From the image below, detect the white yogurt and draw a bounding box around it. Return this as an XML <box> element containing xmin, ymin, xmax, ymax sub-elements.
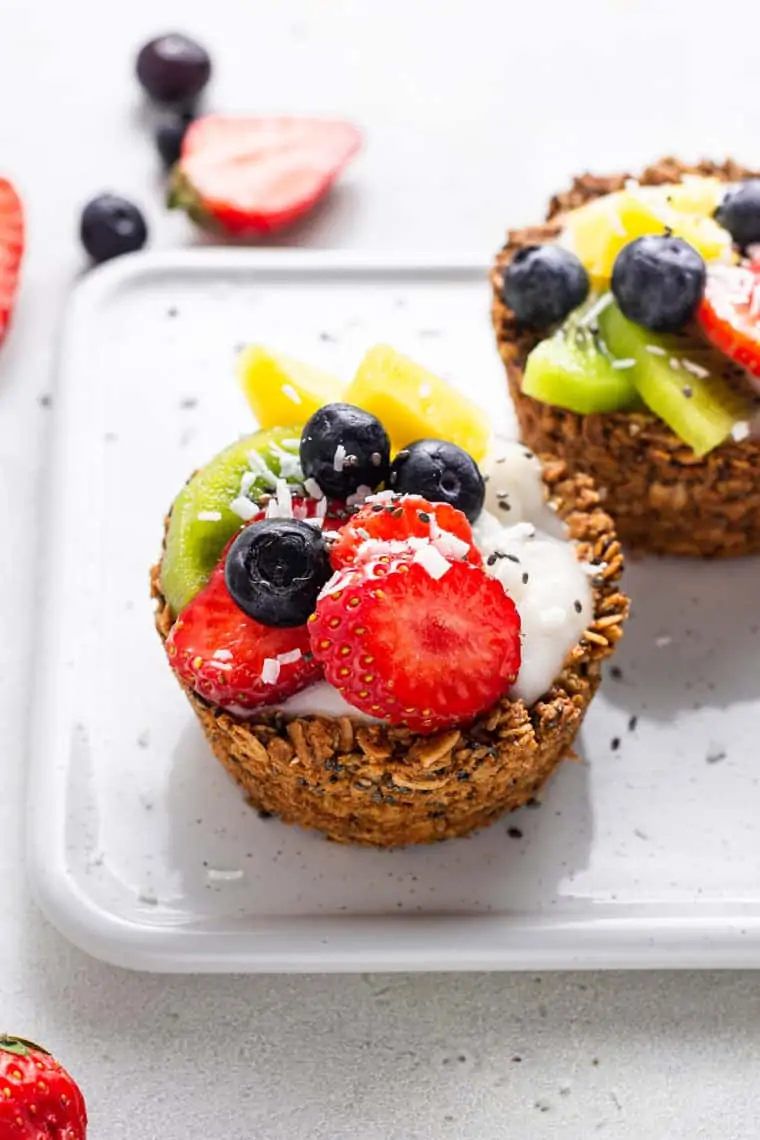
<box><xmin>269</xmin><ymin>439</ymin><xmax>593</xmax><ymax>719</ymax></box>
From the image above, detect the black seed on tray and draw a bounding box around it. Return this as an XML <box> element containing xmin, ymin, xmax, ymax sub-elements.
<box><xmin>498</xmin><ymin>500</ymin><xmax>512</xmax><ymax>512</ymax></box>
<box><xmin>167</xmin><ymin>306</ymin><xmax>179</xmax><ymax>318</ymax></box>
<box><xmin>573</xmin><ymin>599</ymin><xmax>583</xmax><ymax>613</ymax></box>
<box><xmin>706</xmin><ymin>749</ymin><xmax>727</xmax><ymax>764</ymax></box>
<box><xmin>610</xmin><ymin>737</ymin><xmax>621</xmax><ymax>751</ymax></box>
<box><xmin>628</xmin><ymin>715</ymin><xmax>638</xmax><ymax>732</ymax></box>
<box><xmin>522</xmin><ymin>572</ymin><xmax>529</xmax><ymax>584</ymax></box>
<box><xmin>38</xmin><ymin>393</ymin><xmax>53</xmax><ymax>408</ymax></box>
<box><xmin>610</xmin><ymin>666</ymin><xmax>623</xmax><ymax>681</ymax></box>
<box><xmin>319</xmin><ymin>331</ymin><xmax>337</xmax><ymax>342</ymax></box>
<box><xmin>507</xmin><ymin>826</ymin><xmax>523</xmax><ymax>839</ymax></box>
<box><xmin>179</xmin><ymin>396</ymin><xmax>198</xmax><ymax>410</ymax></box>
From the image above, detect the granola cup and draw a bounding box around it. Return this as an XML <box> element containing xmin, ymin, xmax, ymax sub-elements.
<box><xmin>491</xmin><ymin>157</ymin><xmax>760</xmax><ymax>558</ymax></box>
<box><xmin>152</xmin><ymin>459</ymin><xmax>628</xmax><ymax>848</ymax></box>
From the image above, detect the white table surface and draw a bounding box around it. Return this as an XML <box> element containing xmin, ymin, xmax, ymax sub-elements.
<box><xmin>2</xmin><ymin>0</ymin><xmax>760</xmax><ymax>1136</ymax></box>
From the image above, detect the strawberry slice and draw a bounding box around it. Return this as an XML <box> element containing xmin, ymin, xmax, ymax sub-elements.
<box><xmin>309</xmin><ymin>556</ymin><xmax>522</xmax><ymax>733</ymax></box>
<box><xmin>166</xmin><ymin>555</ymin><xmax>321</xmax><ymax>713</ymax></box>
<box><xmin>329</xmin><ymin>494</ymin><xmax>482</xmax><ymax>570</ymax></box>
<box><xmin>169</xmin><ymin>115</ymin><xmax>361</xmax><ymax>235</ymax></box>
<box><xmin>697</xmin><ymin>264</ymin><xmax>760</xmax><ymax>390</ymax></box>
<box><xmin>0</xmin><ymin>179</ymin><xmax>24</xmax><ymax>345</ymax></box>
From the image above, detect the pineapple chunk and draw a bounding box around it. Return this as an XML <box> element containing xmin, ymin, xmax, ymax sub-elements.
<box><xmin>564</xmin><ymin>181</ymin><xmax>734</xmax><ymax>285</ymax></box>
<box><xmin>344</xmin><ymin>345</ymin><xmax>491</xmax><ymax>462</ymax></box>
<box><xmin>237</xmin><ymin>345</ymin><xmax>344</xmax><ymax>429</ymax></box>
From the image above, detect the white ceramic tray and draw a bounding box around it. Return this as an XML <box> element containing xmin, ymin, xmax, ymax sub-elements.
<box><xmin>28</xmin><ymin>249</ymin><xmax>760</xmax><ymax>973</ymax></box>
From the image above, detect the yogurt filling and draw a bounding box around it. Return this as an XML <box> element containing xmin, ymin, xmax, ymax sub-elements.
<box><xmin>272</xmin><ymin>439</ymin><xmax>594</xmax><ymax>721</ymax></box>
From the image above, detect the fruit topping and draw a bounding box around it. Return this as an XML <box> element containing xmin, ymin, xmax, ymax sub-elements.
<box><xmin>0</xmin><ymin>1035</ymin><xmax>87</xmax><ymax>1140</ymax></box>
<box><xmin>715</xmin><ymin>180</ymin><xmax>760</xmax><ymax>251</ymax></box>
<box><xmin>308</xmin><ymin>557</ymin><xmax>522</xmax><ymax>733</ymax></box>
<box><xmin>329</xmin><ymin>495</ymin><xmax>482</xmax><ymax>569</ymax></box>
<box><xmin>225</xmin><ymin>518</ymin><xmax>332</xmax><ymax>628</ymax></box>
<box><xmin>563</xmin><ymin>182</ymin><xmax>733</xmax><ymax>285</ymax></box>
<box><xmin>0</xmin><ymin>178</ymin><xmax>24</xmax><ymax>345</ymax></box>
<box><xmin>501</xmin><ymin>244</ymin><xmax>589</xmax><ymax>328</ymax></box>
<box><xmin>136</xmin><ymin>33</ymin><xmax>212</xmax><ymax>105</ymax></box>
<box><xmin>345</xmin><ymin>344</ymin><xmax>491</xmax><ymax>462</ymax></box>
<box><xmin>161</xmin><ymin>425</ymin><xmax>304</xmax><ymax>615</ymax></box>
<box><xmin>168</xmin><ymin>115</ymin><xmax>361</xmax><ymax>235</ymax></box>
<box><xmin>155</xmin><ymin>110</ymin><xmax>195</xmax><ymax>169</ymax></box>
<box><xmin>80</xmin><ymin>194</ymin><xmax>148</xmax><ymax>263</ymax></box>
<box><xmin>522</xmin><ymin>299</ymin><xmax>640</xmax><ymax>415</ymax></box>
<box><xmin>611</xmin><ymin>234</ymin><xmax>706</xmax><ymax>332</ymax></box>
<box><xmin>167</xmin><ymin>555</ymin><xmax>319</xmax><ymax>712</ymax></box>
<box><xmin>697</xmin><ymin>263</ymin><xmax>760</xmax><ymax>387</ymax></box>
<box><xmin>388</xmin><ymin>439</ymin><xmax>485</xmax><ymax>523</ymax></box>
<box><xmin>299</xmin><ymin>403</ymin><xmax>390</xmax><ymax>499</ymax></box>
<box><xmin>238</xmin><ymin>345</ymin><xmax>344</xmax><ymax>430</ymax></box>
<box><xmin>598</xmin><ymin>300</ymin><xmax>751</xmax><ymax>456</ymax></box>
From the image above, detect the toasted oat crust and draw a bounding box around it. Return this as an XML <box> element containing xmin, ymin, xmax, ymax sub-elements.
<box><xmin>491</xmin><ymin>157</ymin><xmax>760</xmax><ymax>558</ymax></box>
<box><xmin>151</xmin><ymin>461</ymin><xmax>628</xmax><ymax>847</ymax></box>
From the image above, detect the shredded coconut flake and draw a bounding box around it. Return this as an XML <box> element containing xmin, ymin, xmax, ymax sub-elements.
<box><xmin>346</xmin><ymin>484</ymin><xmax>373</xmax><ymax>507</ymax></box>
<box><xmin>281</xmin><ymin>383</ymin><xmax>302</xmax><ymax>405</ymax></box>
<box><xmin>645</xmin><ymin>344</ymin><xmax>667</xmax><ymax>357</ymax></box>
<box><xmin>240</xmin><ymin>471</ymin><xmax>256</xmax><ymax>495</ymax></box>
<box><xmin>682</xmin><ymin>359</ymin><xmax>710</xmax><ymax>379</ymax></box>
<box><xmin>413</xmin><ymin>543</ymin><xmax>451</xmax><ymax>580</ymax></box>
<box><xmin>260</xmin><ymin>658</ymin><xmax>281</xmax><ymax>685</ymax></box>
<box><xmin>333</xmin><ymin>444</ymin><xmax>347</xmax><ymax>472</ymax></box>
<box><xmin>433</xmin><ymin>528</ymin><xmax>470</xmax><ymax>560</ymax></box>
<box><xmin>247</xmin><ymin>449</ymin><xmax>278</xmax><ymax>486</ymax></box>
<box><xmin>316</xmin><ymin>496</ymin><xmax>328</xmax><ymax>519</ymax></box>
<box><xmin>277</xmin><ymin>648</ymin><xmax>302</xmax><ymax>666</ymax></box>
<box><xmin>669</xmin><ymin>356</ymin><xmax>682</xmax><ymax>371</ymax></box>
<box><xmin>580</xmin><ymin>291</ymin><xmax>613</xmax><ymax>327</ymax></box>
<box><xmin>611</xmin><ymin>357</ymin><xmax>636</xmax><ymax>370</ymax></box>
<box><xmin>197</xmin><ymin>510</ymin><xmax>222</xmax><ymax>522</ymax></box>
<box><xmin>230</xmin><ymin>496</ymin><xmax>258</xmax><ymax>521</ymax></box>
<box><xmin>365</xmin><ymin>489</ymin><xmax>397</xmax><ymax>504</ymax></box>
<box><xmin>419</xmin><ymin>382</ymin><xmax>432</xmax><ymax>398</ymax></box>
<box><xmin>304</xmin><ymin>477</ymin><xmax>325</xmax><ymax>500</ymax></box>
<box><xmin>732</xmin><ymin>421</ymin><xmax>751</xmax><ymax>442</ymax></box>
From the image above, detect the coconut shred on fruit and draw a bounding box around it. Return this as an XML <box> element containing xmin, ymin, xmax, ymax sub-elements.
<box><xmin>499</xmin><ymin>175</ymin><xmax>760</xmax><ymax>454</ymax></box>
<box><xmin>160</xmin><ymin>345</ymin><xmax>593</xmax><ymax>734</ymax></box>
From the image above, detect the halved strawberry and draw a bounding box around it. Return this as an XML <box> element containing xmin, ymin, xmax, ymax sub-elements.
<box><xmin>166</xmin><ymin>556</ymin><xmax>321</xmax><ymax>713</ymax></box>
<box><xmin>309</xmin><ymin>556</ymin><xmax>522</xmax><ymax>733</ymax></box>
<box><xmin>329</xmin><ymin>494</ymin><xmax>482</xmax><ymax>570</ymax></box>
<box><xmin>0</xmin><ymin>179</ymin><xmax>24</xmax><ymax>345</ymax></box>
<box><xmin>168</xmin><ymin>115</ymin><xmax>361</xmax><ymax>235</ymax></box>
<box><xmin>697</xmin><ymin>264</ymin><xmax>760</xmax><ymax>390</ymax></box>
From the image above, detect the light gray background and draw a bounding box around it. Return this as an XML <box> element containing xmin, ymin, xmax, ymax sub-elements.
<box><xmin>2</xmin><ymin>0</ymin><xmax>760</xmax><ymax>1136</ymax></box>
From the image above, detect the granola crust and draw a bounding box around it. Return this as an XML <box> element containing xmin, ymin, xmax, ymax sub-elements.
<box><xmin>491</xmin><ymin>156</ymin><xmax>760</xmax><ymax>558</ymax></box>
<box><xmin>151</xmin><ymin>461</ymin><xmax>628</xmax><ymax>847</ymax></box>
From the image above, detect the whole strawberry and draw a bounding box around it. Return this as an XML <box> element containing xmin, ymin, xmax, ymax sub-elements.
<box><xmin>0</xmin><ymin>1035</ymin><xmax>87</xmax><ymax>1138</ymax></box>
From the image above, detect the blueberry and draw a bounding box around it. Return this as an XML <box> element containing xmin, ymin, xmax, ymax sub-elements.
<box><xmin>155</xmin><ymin>111</ymin><xmax>194</xmax><ymax>169</ymax></box>
<box><xmin>389</xmin><ymin>439</ymin><xmax>485</xmax><ymax>523</ymax></box>
<box><xmin>80</xmin><ymin>195</ymin><xmax>148</xmax><ymax>263</ymax></box>
<box><xmin>715</xmin><ymin>180</ymin><xmax>760</xmax><ymax>250</ymax></box>
<box><xmin>300</xmin><ymin>403</ymin><xmax>390</xmax><ymax>499</ymax></box>
<box><xmin>225</xmin><ymin>519</ymin><xmax>332</xmax><ymax>628</ymax></box>
<box><xmin>501</xmin><ymin>244</ymin><xmax>589</xmax><ymax>328</ymax></box>
<box><xmin>611</xmin><ymin>235</ymin><xmax>705</xmax><ymax>333</ymax></box>
<box><xmin>136</xmin><ymin>33</ymin><xmax>211</xmax><ymax>105</ymax></box>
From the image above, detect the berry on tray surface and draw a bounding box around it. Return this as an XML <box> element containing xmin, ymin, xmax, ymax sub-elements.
<box><xmin>299</xmin><ymin>403</ymin><xmax>391</xmax><ymax>499</ymax></box>
<box><xmin>0</xmin><ymin>1035</ymin><xmax>87</xmax><ymax>1140</ymax></box>
<box><xmin>388</xmin><ymin>439</ymin><xmax>485</xmax><ymax>523</ymax></box>
<box><xmin>501</xmin><ymin>244</ymin><xmax>589</xmax><ymax>328</ymax></box>
<box><xmin>225</xmin><ymin>518</ymin><xmax>333</xmax><ymax>628</ymax></box>
<box><xmin>80</xmin><ymin>194</ymin><xmax>148</xmax><ymax>263</ymax></box>
<box><xmin>167</xmin><ymin>553</ymin><xmax>320</xmax><ymax>712</ymax></box>
<box><xmin>308</xmin><ymin>556</ymin><xmax>522</xmax><ymax>733</ymax></box>
<box><xmin>167</xmin><ymin>115</ymin><xmax>361</xmax><ymax>235</ymax></box>
<box><xmin>136</xmin><ymin>32</ymin><xmax>211</xmax><ymax>105</ymax></box>
<box><xmin>0</xmin><ymin>177</ymin><xmax>23</xmax><ymax>345</ymax></box>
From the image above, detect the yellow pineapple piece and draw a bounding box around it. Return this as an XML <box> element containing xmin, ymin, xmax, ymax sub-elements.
<box><xmin>565</xmin><ymin>181</ymin><xmax>734</xmax><ymax>285</ymax></box>
<box><xmin>344</xmin><ymin>345</ymin><xmax>491</xmax><ymax>462</ymax></box>
<box><xmin>237</xmin><ymin>345</ymin><xmax>344</xmax><ymax>429</ymax></box>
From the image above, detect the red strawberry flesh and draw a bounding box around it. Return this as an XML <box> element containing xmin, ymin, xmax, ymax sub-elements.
<box><xmin>309</xmin><ymin>557</ymin><xmax>522</xmax><ymax>733</ymax></box>
<box><xmin>329</xmin><ymin>494</ymin><xmax>482</xmax><ymax>570</ymax></box>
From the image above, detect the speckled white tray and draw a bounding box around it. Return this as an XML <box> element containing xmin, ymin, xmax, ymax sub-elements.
<box><xmin>27</xmin><ymin>249</ymin><xmax>760</xmax><ymax>972</ymax></box>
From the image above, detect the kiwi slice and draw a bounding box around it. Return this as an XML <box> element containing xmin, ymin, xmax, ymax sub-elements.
<box><xmin>598</xmin><ymin>303</ymin><xmax>752</xmax><ymax>457</ymax></box>
<box><xmin>522</xmin><ymin>302</ymin><xmax>640</xmax><ymax>415</ymax></box>
<box><xmin>161</xmin><ymin>424</ymin><xmax>303</xmax><ymax>615</ymax></box>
